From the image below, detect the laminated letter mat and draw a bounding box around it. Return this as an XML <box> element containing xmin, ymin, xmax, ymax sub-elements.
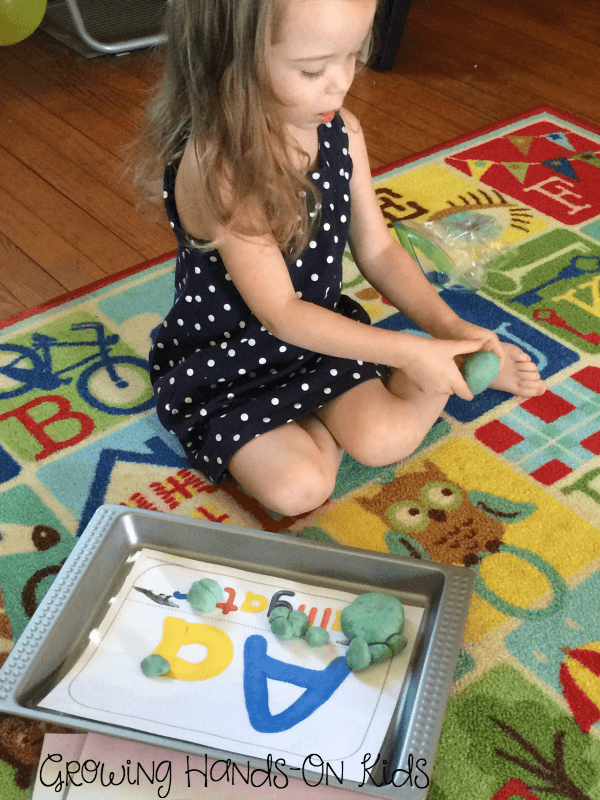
<box><xmin>39</xmin><ymin>548</ymin><xmax>424</xmax><ymax>783</ymax></box>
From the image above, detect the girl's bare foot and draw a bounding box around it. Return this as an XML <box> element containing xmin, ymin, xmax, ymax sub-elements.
<box><xmin>489</xmin><ymin>343</ymin><xmax>546</xmax><ymax>398</ymax></box>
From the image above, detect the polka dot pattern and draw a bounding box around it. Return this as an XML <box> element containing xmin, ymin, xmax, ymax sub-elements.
<box><xmin>149</xmin><ymin>112</ymin><xmax>381</xmax><ymax>484</ymax></box>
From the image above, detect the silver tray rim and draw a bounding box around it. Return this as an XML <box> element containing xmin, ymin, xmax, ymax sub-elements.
<box><xmin>0</xmin><ymin>504</ymin><xmax>476</xmax><ymax>799</ymax></box>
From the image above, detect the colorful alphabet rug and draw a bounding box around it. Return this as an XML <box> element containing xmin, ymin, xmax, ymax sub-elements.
<box><xmin>1</xmin><ymin>106</ymin><xmax>600</xmax><ymax>799</ymax></box>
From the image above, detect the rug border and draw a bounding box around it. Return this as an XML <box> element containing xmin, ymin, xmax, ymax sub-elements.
<box><xmin>0</xmin><ymin>250</ymin><xmax>177</xmax><ymax>332</ymax></box>
<box><xmin>3</xmin><ymin>105</ymin><xmax>597</xmax><ymax>331</ymax></box>
<box><xmin>370</xmin><ymin>104</ymin><xmax>600</xmax><ymax>176</ymax></box>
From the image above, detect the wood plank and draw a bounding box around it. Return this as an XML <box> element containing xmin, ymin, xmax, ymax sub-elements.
<box><xmin>0</xmin><ymin>72</ymin><xmax>141</xmax><ymax>208</ymax></box>
<box><xmin>350</xmin><ymin>70</ymin><xmax>490</xmax><ymax>141</ymax></box>
<box><xmin>0</xmin><ymin>186</ymin><xmax>107</xmax><ymax>289</ymax></box>
<box><xmin>0</xmin><ymin>110</ymin><xmax>174</xmax><ymax>260</ymax></box>
<box><xmin>437</xmin><ymin>3</ymin><xmax>599</xmax><ymax>97</ymax></box>
<box><xmin>388</xmin><ymin>23</ymin><xmax>550</xmax><ymax>122</ymax></box>
<box><xmin>0</xmin><ymin>66</ymin><xmax>173</xmax><ymax>255</ymax></box>
<box><xmin>449</xmin><ymin>0</ymin><xmax>600</xmax><ymax>64</ymax></box>
<box><xmin>0</xmin><ymin>145</ymin><xmax>142</xmax><ymax>271</ymax></box>
<box><xmin>345</xmin><ymin>94</ymin><xmax>433</xmax><ymax>166</ymax></box>
<box><xmin>0</xmin><ymin>284</ymin><xmax>27</xmax><ymax>319</ymax></box>
<box><xmin>0</xmin><ymin>232</ymin><xmax>68</xmax><ymax>308</ymax></box>
<box><xmin>407</xmin><ymin>3</ymin><xmax>600</xmax><ymax>124</ymax></box>
<box><xmin>0</xmin><ymin>43</ymin><xmax>135</xmax><ymax>158</ymax></box>
<box><xmin>10</xmin><ymin>36</ymin><xmax>148</xmax><ymax>134</ymax></box>
<box><xmin>515</xmin><ymin>0</ymin><xmax>600</xmax><ymax>46</ymax></box>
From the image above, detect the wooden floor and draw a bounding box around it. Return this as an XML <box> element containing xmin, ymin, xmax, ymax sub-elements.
<box><xmin>1</xmin><ymin>0</ymin><xmax>599</xmax><ymax>320</ymax></box>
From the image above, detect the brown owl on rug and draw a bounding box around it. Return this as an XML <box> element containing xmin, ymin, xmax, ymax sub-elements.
<box><xmin>356</xmin><ymin>459</ymin><xmax>536</xmax><ymax>567</ymax></box>
<box><xmin>0</xmin><ymin>714</ymin><xmax>68</xmax><ymax>789</ymax></box>
<box><xmin>0</xmin><ymin>585</ymin><xmax>13</xmax><ymax>671</ymax></box>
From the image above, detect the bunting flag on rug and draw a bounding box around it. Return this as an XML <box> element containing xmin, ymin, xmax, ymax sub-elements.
<box><xmin>453</xmin><ymin>126</ymin><xmax>600</xmax><ymax>190</ymax></box>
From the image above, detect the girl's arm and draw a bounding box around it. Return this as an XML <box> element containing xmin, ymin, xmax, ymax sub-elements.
<box><xmin>175</xmin><ymin>133</ymin><xmax>478</xmax><ymax>398</ymax></box>
<box><xmin>340</xmin><ymin>108</ymin><xmax>505</xmax><ymax>364</ymax></box>
<box><xmin>216</xmin><ymin>221</ymin><xmax>480</xmax><ymax>399</ymax></box>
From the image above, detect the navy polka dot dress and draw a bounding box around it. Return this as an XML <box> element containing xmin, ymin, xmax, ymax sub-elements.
<box><xmin>149</xmin><ymin>113</ymin><xmax>382</xmax><ymax>483</ymax></box>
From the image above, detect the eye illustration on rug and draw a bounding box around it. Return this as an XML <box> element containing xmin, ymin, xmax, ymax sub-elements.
<box><xmin>355</xmin><ymin>459</ymin><xmax>536</xmax><ymax>567</ymax></box>
<box><xmin>375</xmin><ymin>183</ymin><xmax>536</xmax><ymax>238</ymax></box>
<box><xmin>426</xmin><ymin>188</ymin><xmax>534</xmax><ymax>234</ymax></box>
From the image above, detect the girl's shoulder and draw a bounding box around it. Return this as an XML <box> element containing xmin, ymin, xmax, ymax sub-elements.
<box><xmin>336</xmin><ymin>107</ymin><xmax>364</xmax><ymax>168</ymax></box>
<box><xmin>174</xmin><ymin>138</ymin><xmax>214</xmax><ymax>242</ymax></box>
<box><xmin>174</xmin><ymin>137</ymin><xmax>270</xmax><ymax>248</ymax></box>
<box><xmin>338</xmin><ymin>107</ymin><xmax>361</xmax><ymax>137</ymax></box>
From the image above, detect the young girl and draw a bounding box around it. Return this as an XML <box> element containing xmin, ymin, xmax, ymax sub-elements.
<box><xmin>138</xmin><ymin>0</ymin><xmax>545</xmax><ymax>517</ymax></box>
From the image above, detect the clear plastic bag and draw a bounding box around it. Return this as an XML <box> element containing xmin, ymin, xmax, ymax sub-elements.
<box><xmin>393</xmin><ymin>212</ymin><xmax>512</xmax><ymax>291</ymax></box>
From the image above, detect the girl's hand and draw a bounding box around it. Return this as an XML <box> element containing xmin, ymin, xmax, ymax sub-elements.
<box><xmin>437</xmin><ymin>319</ymin><xmax>504</xmax><ymax>368</ymax></box>
<box><xmin>402</xmin><ymin>338</ymin><xmax>486</xmax><ymax>401</ymax></box>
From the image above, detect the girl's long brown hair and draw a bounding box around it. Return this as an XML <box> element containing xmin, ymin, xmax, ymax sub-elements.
<box><xmin>132</xmin><ymin>0</ymin><xmax>378</xmax><ymax>262</ymax></box>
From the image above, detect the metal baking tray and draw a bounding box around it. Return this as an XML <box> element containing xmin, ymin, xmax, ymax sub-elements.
<box><xmin>0</xmin><ymin>504</ymin><xmax>475</xmax><ymax>799</ymax></box>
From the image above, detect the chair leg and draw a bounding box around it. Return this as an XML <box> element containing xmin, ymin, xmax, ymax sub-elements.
<box><xmin>62</xmin><ymin>0</ymin><xmax>166</xmax><ymax>55</ymax></box>
<box><xmin>369</xmin><ymin>0</ymin><xmax>413</xmax><ymax>72</ymax></box>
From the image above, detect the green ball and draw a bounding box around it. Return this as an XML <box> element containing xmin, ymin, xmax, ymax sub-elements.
<box><xmin>140</xmin><ymin>654</ymin><xmax>170</xmax><ymax>677</ymax></box>
<box><xmin>346</xmin><ymin>638</ymin><xmax>371</xmax><ymax>671</ymax></box>
<box><xmin>341</xmin><ymin>592</ymin><xmax>404</xmax><ymax>642</ymax></box>
<box><xmin>270</xmin><ymin>617</ymin><xmax>294</xmax><ymax>640</ymax></box>
<box><xmin>288</xmin><ymin>610</ymin><xmax>309</xmax><ymax>637</ymax></box>
<box><xmin>368</xmin><ymin>643</ymin><xmax>393</xmax><ymax>664</ymax></box>
<box><xmin>0</xmin><ymin>0</ymin><xmax>47</xmax><ymax>46</ymax></box>
<box><xmin>188</xmin><ymin>578</ymin><xmax>222</xmax><ymax>612</ymax></box>
<box><xmin>461</xmin><ymin>351</ymin><xmax>500</xmax><ymax>396</ymax></box>
<box><xmin>386</xmin><ymin>633</ymin><xmax>407</xmax><ymax>655</ymax></box>
<box><xmin>269</xmin><ymin>606</ymin><xmax>291</xmax><ymax>621</ymax></box>
<box><xmin>304</xmin><ymin>627</ymin><xmax>329</xmax><ymax>647</ymax></box>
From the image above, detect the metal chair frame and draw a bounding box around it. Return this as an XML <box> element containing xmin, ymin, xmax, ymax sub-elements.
<box><xmin>59</xmin><ymin>0</ymin><xmax>411</xmax><ymax>65</ymax></box>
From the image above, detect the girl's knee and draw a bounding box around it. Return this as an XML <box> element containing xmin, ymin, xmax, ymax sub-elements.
<box><xmin>344</xmin><ymin>421</ymin><xmax>423</xmax><ymax>468</ymax></box>
<box><xmin>261</xmin><ymin>462</ymin><xmax>335</xmax><ymax>516</ymax></box>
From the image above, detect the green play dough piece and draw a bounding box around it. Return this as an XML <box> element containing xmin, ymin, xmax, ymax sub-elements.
<box><xmin>188</xmin><ymin>578</ymin><xmax>222</xmax><ymax>612</ymax></box>
<box><xmin>368</xmin><ymin>643</ymin><xmax>394</xmax><ymax>664</ymax></box>
<box><xmin>346</xmin><ymin>639</ymin><xmax>371</xmax><ymax>672</ymax></box>
<box><xmin>341</xmin><ymin>592</ymin><xmax>404</xmax><ymax>643</ymax></box>
<box><xmin>461</xmin><ymin>351</ymin><xmax>500</xmax><ymax>395</ymax></box>
<box><xmin>386</xmin><ymin>633</ymin><xmax>407</xmax><ymax>655</ymax></box>
<box><xmin>288</xmin><ymin>610</ymin><xmax>309</xmax><ymax>637</ymax></box>
<box><xmin>269</xmin><ymin>606</ymin><xmax>290</xmax><ymax>621</ymax></box>
<box><xmin>304</xmin><ymin>627</ymin><xmax>329</xmax><ymax>647</ymax></box>
<box><xmin>271</xmin><ymin>617</ymin><xmax>295</xmax><ymax>639</ymax></box>
<box><xmin>140</xmin><ymin>654</ymin><xmax>170</xmax><ymax>677</ymax></box>
<box><xmin>346</xmin><ymin>638</ymin><xmax>371</xmax><ymax>671</ymax></box>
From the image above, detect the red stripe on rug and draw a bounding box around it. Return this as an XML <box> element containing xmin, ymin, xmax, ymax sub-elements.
<box><xmin>0</xmin><ymin>250</ymin><xmax>177</xmax><ymax>331</ymax></box>
<box><xmin>4</xmin><ymin>107</ymin><xmax>598</xmax><ymax>329</ymax></box>
<box><xmin>371</xmin><ymin>105</ymin><xmax>600</xmax><ymax>177</ymax></box>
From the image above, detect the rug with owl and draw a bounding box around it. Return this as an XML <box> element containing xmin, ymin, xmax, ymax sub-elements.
<box><xmin>1</xmin><ymin>106</ymin><xmax>600</xmax><ymax>799</ymax></box>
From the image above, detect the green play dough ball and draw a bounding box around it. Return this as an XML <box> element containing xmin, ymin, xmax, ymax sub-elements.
<box><xmin>269</xmin><ymin>606</ymin><xmax>291</xmax><ymax>621</ymax></box>
<box><xmin>304</xmin><ymin>627</ymin><xmax>329</xmax><ymax>647</ymax></box>
<box><xmin>368</xmin><ymin>643</ymin><xmax>393</xmax><ymax>664</ymax></box>
<box><xmin>461</xmin><ymin>351</ymin><xmax>500</xmax><ymax>395</ymax></box>
<box><xmin>188</xmin><ymin>578</ymin><xmax>222</xmax><ymax>612</ymax></box>
<box><xmin>288</xmin><ymin>610</ymin><xmax>309</xmax><ymax>637</ymax></box>
<box><xmin>140</xmin><ymin>654</ymin><xmax>170</xmax><ymax>677</ymax></box>
<box><xmin>346</xmin><ymin>638</ymin><xmax>371</xmax><ymax>671</ymax></box>
<box><xmin>271</xmin><ymin>617</ymin><xmax>295</xmax><ymax>639</ymax></box>
<box><xmin>386</xmin><ymin>633</ymin><xmax>407</xmax><ymax>655</ymax></box>
<box><xmin>341</xmin><ymin>592</ymin><xmax>404</xmax><ymax>643</ymax></box>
